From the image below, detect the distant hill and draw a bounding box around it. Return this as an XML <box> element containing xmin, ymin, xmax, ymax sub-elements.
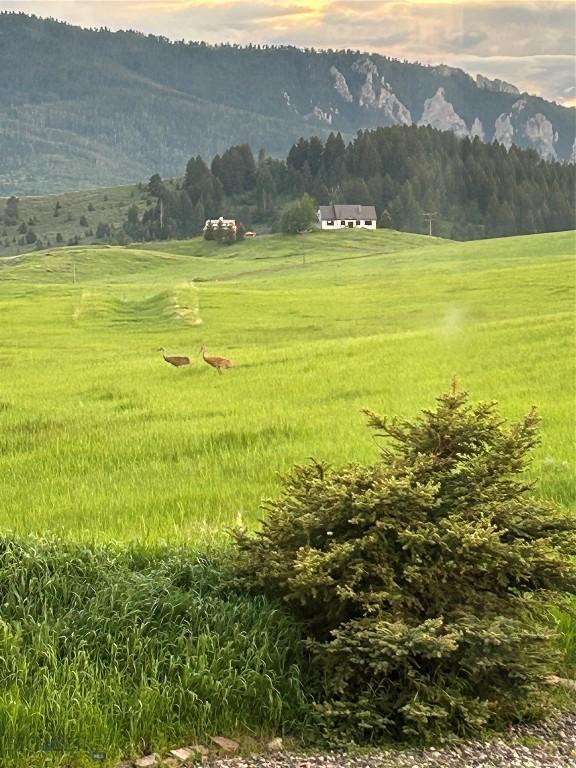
<box><xmin>1</xmin><ymin>12</ymin><xmax>574</xmax><ymax>195</ymax></box>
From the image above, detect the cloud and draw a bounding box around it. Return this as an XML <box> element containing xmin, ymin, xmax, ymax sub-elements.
<box><xmin>0</xmin><ymin>0</ymin><xmax>574</xmax><ymax>103</ymax></box>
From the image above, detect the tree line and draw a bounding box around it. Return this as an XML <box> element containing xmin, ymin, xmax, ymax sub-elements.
<box><xmin>117</xmin><ymin>124</ymin><xmax>575</xmax><ymax>242</ymax></box>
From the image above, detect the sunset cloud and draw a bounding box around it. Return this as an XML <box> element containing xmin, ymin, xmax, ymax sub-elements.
<box><xmin>0</xmin><ymin>0</ymin><xmax>573</xmax><ymax>104</ymax></box>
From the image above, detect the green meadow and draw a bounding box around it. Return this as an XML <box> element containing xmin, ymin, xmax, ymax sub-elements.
<box><xmin>0</xmin><ymin>229</ymin><xmax>574</xmax><ymax>543</ymax></box>
<box><xmin>0</xmin><ymin>228</ymin><xmax>574</xmax><ymax>763</ymax></box>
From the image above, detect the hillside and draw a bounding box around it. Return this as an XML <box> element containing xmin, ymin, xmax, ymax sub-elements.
<box><xmin>1</xmin><ymin>12</ymin><xmax>574</xmax><ymax>195</ymax></box>
<box><xmin>0</xmin><ymin>228</ymin><xmax>573</xmax><ymax>541</ymax></box>
<box><xmin>0</xmin><ymin>182</ymin><xmax>150</xmax><ymax>256</ymax></box>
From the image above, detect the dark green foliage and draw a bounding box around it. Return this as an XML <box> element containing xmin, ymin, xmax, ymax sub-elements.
<box><xmin>281</xmin><ymin>193</ymin><xmax>317</xmax><ymax>234</ymax></box>
<box><xmin>4</xmin><ymin>195</ymin><xmax>19</xmax><ymax>225</ymax></box>
<box><xmin>79</xmin><ymin>214</ymin><xmax>89</xmax><ymax>227</ymax></box>
<box><xmin>95</xmin><ymin>221</ymin><xmax>111</xmax><ymax>240</ymax></box>
<box><xmin>234</xmin><ymin>385</ymin><xmax>576</xmax><ymax>743</ymax></box>
<box><xmin>282</xmin><ymin>127</ymin><xmax>575</xmax><ymax>238</ymax></box>
<box><xmin>115</xmin><ymin>125</ymin><xmax>574</xmax><ymax>245</ymax></box>
<box><xmin>379</xmin><ymin>209</ymin><xmax>393</xmax><ymax>229</ymax></box>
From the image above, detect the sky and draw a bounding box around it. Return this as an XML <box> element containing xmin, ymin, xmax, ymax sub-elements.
<box><xmin>1</xmin><ymin>1</ymin><xmax>574</xmax><ymax>106</ymax></box>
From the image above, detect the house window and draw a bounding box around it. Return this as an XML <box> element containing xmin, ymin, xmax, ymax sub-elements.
<box><xmin>341</xmin><ymin>220</ymin><xmax>345</xmax><ymax>225</ymax></box>
<box><xmin>365</xmin><ymin>220</ymin><xmax>372</xmax><ymax>225</ymax></box>
<box><xmin>356</xmin><ymin>220</ymin><xmax>361</xmax><ymax>225</ymax></box>
<box><xmin>327</xmin><ymin>220</ymin><xmax>334</xmax><ymax>226</ymax></box>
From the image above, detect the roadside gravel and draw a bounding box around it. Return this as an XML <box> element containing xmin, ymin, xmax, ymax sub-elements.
<box><xmin>207</xmin><ymin>712</ymin><xmax>576</xmax><ymax>768</ymax></box>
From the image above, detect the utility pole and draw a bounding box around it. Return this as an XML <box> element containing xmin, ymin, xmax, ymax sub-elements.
<box><xmin>423</xmin><ymin>212</ymin><xmax>438</xmax><ymax>237</ymax></box>
<box><xmin>159</xmin><ymin>198</ymin><xmax>164</xmax><ymax>229</ymax></box>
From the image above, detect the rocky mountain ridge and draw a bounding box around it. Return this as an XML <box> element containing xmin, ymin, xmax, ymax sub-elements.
<box><xmin>0</xmin><ymin>12</ymin><xmax>573</xmax><ymax>194</ymax></box>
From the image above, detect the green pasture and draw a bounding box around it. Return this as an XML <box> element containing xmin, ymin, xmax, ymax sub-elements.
<box><xmin>0</xmin><ymin>228</ymin><xmax>574</xmax><ymax>764</ymax></box>
<box><xmin>0</xmin><ymin>229</ymin><xmax>574</xmax><ymax>544</ymax></box>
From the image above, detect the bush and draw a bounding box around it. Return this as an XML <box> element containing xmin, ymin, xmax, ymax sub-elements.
<box><xmin>281</xmin><ymin>193</ymin><xmax>316</xmax><ymax>234</ymax></box>
<box><xmin>234</xmin><ymin>383</ymin><xmax>576</xmax><ymax>743</ymax></box>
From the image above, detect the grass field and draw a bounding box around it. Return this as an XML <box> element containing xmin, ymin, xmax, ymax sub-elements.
<box><xmin>0</xmin><ymin>227</ymin><xmax>574</xmax><ymax>764</ymax></box>
<box><xmin>0</xmin><ymin>229</ymin><xmax>574</xmax><ymax>544</ymax></box>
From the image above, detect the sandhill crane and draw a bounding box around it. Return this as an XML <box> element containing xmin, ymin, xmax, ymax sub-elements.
<box><xmin>200</xmin><ymin>346</ymin><xmax>233</xmax><ymax>374</ymax></box>
<box><xmin>159</xmin><ymin>347</ymin><xmax>190</xmax><ymax>367</ymax></box>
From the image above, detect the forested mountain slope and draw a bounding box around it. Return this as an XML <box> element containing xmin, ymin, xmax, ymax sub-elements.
<box><xmin>1</xmin><ymin>12</ymin><xmax>574</xmax><ymax>195</ymax></box>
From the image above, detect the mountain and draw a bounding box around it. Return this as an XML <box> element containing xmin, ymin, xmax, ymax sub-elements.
<box><xmin>1</xmin><ymin>12</ymin><xmax>574</xmax><ymax>195</ymax></box>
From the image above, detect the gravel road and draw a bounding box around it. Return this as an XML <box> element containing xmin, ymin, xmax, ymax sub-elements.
<box><xmin>207</xmin><ymin>712</ymin><xmax>576</xmax><ymax>768</ymax></box>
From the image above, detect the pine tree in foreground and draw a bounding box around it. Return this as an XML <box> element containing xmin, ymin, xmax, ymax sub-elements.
<box><xmin>233</xmin><ymin>381</ymin><xmax>576</xmax><ymax>743</ymax></box>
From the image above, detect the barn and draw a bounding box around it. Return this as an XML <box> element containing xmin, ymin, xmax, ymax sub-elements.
<box><xmin>317</xmin><ymin>204</ymin><xmax>377</xmax><ymax>230</ymax></box>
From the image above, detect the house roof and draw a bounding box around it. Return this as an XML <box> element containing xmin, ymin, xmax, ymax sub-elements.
<box><xmin>318</xmin><ymin>204</ymin><xmax>376</xmax><ymax>221</ymax></box>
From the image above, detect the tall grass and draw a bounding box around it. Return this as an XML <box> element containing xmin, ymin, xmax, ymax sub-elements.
<box><xmin>0</xmin><ymin>537</ymin><xmax>309</xmax><ymax>765</ymax></box>
<box><xmin>0</xmin><ymin>230</ymin><xmax>573</xmax><ymax>543</ymax></box>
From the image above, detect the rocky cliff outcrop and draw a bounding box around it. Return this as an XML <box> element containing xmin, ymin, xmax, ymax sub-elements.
<box><xmin>523</xmin><ymin>113</ymin><xmax>557</xmax><ymax>160</ymax></box>
<box><xmin>418</xmin><ymin>88</ymin><xmax>469</xmax><ymax>138</ymax></box>
<box><xmin>476</xmin><ymin>74</ymin><xmax>520</xmax><ymax>96</ymax></box>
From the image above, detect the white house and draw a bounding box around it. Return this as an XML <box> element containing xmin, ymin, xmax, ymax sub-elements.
<box><xmin>203</xmin><ymin>217</ymin><xmax>237</xmax><ymax>233</ymax></box>
<box><xmin>317</xmin><ymin>204</ymin><xmax>377</xmax><ymax>230</ymax></box>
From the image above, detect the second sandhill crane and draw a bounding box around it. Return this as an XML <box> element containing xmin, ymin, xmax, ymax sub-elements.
<box><xmin>201</xmin><ymin>346</ymin><xmax>233</xmax><ymax>374</ymax></box>
<box><xmin>159</xmin><ymin>347</ymin><xmax>190</xmax><ymax>367</ymax></box>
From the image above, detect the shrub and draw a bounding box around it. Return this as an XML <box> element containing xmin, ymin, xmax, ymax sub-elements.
<box><xmin>234</xmin><ymin>383</ymin><xmax>576</xmax><ymax>743</ymax></box>
<box><xmin>281</xmin><ymin>193</ymin><xmax>316</xmax><ymax>234</ymax></box>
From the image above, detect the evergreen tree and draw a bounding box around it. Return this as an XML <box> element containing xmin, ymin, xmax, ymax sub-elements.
<box><xmin>147</xmin><ymin>173</ymin><xmax>165</xmax><ymax>198</ymax></box>
<box><xmin>123</xmin><ymin>205</ymin><xmax>142</xmax><ymax>240</ymax></box>
<box><xmin>379</xmin><ymin>209</ymin><xmax>393</xmax><ymax>229</ymax></box>
<box><xmin>234</xmin><ymin>383</ymin><xmax>576</xmax><ymax>742</ymax></box>
<box><xmin>4</xmin><ymin>196</ymin><xmax>19</xmax><ymax>225</ymax></box>
<box><xmin>191</xmin><ymin>201</ymin><xmax>205</xmax><ymax>236</ymax></box>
